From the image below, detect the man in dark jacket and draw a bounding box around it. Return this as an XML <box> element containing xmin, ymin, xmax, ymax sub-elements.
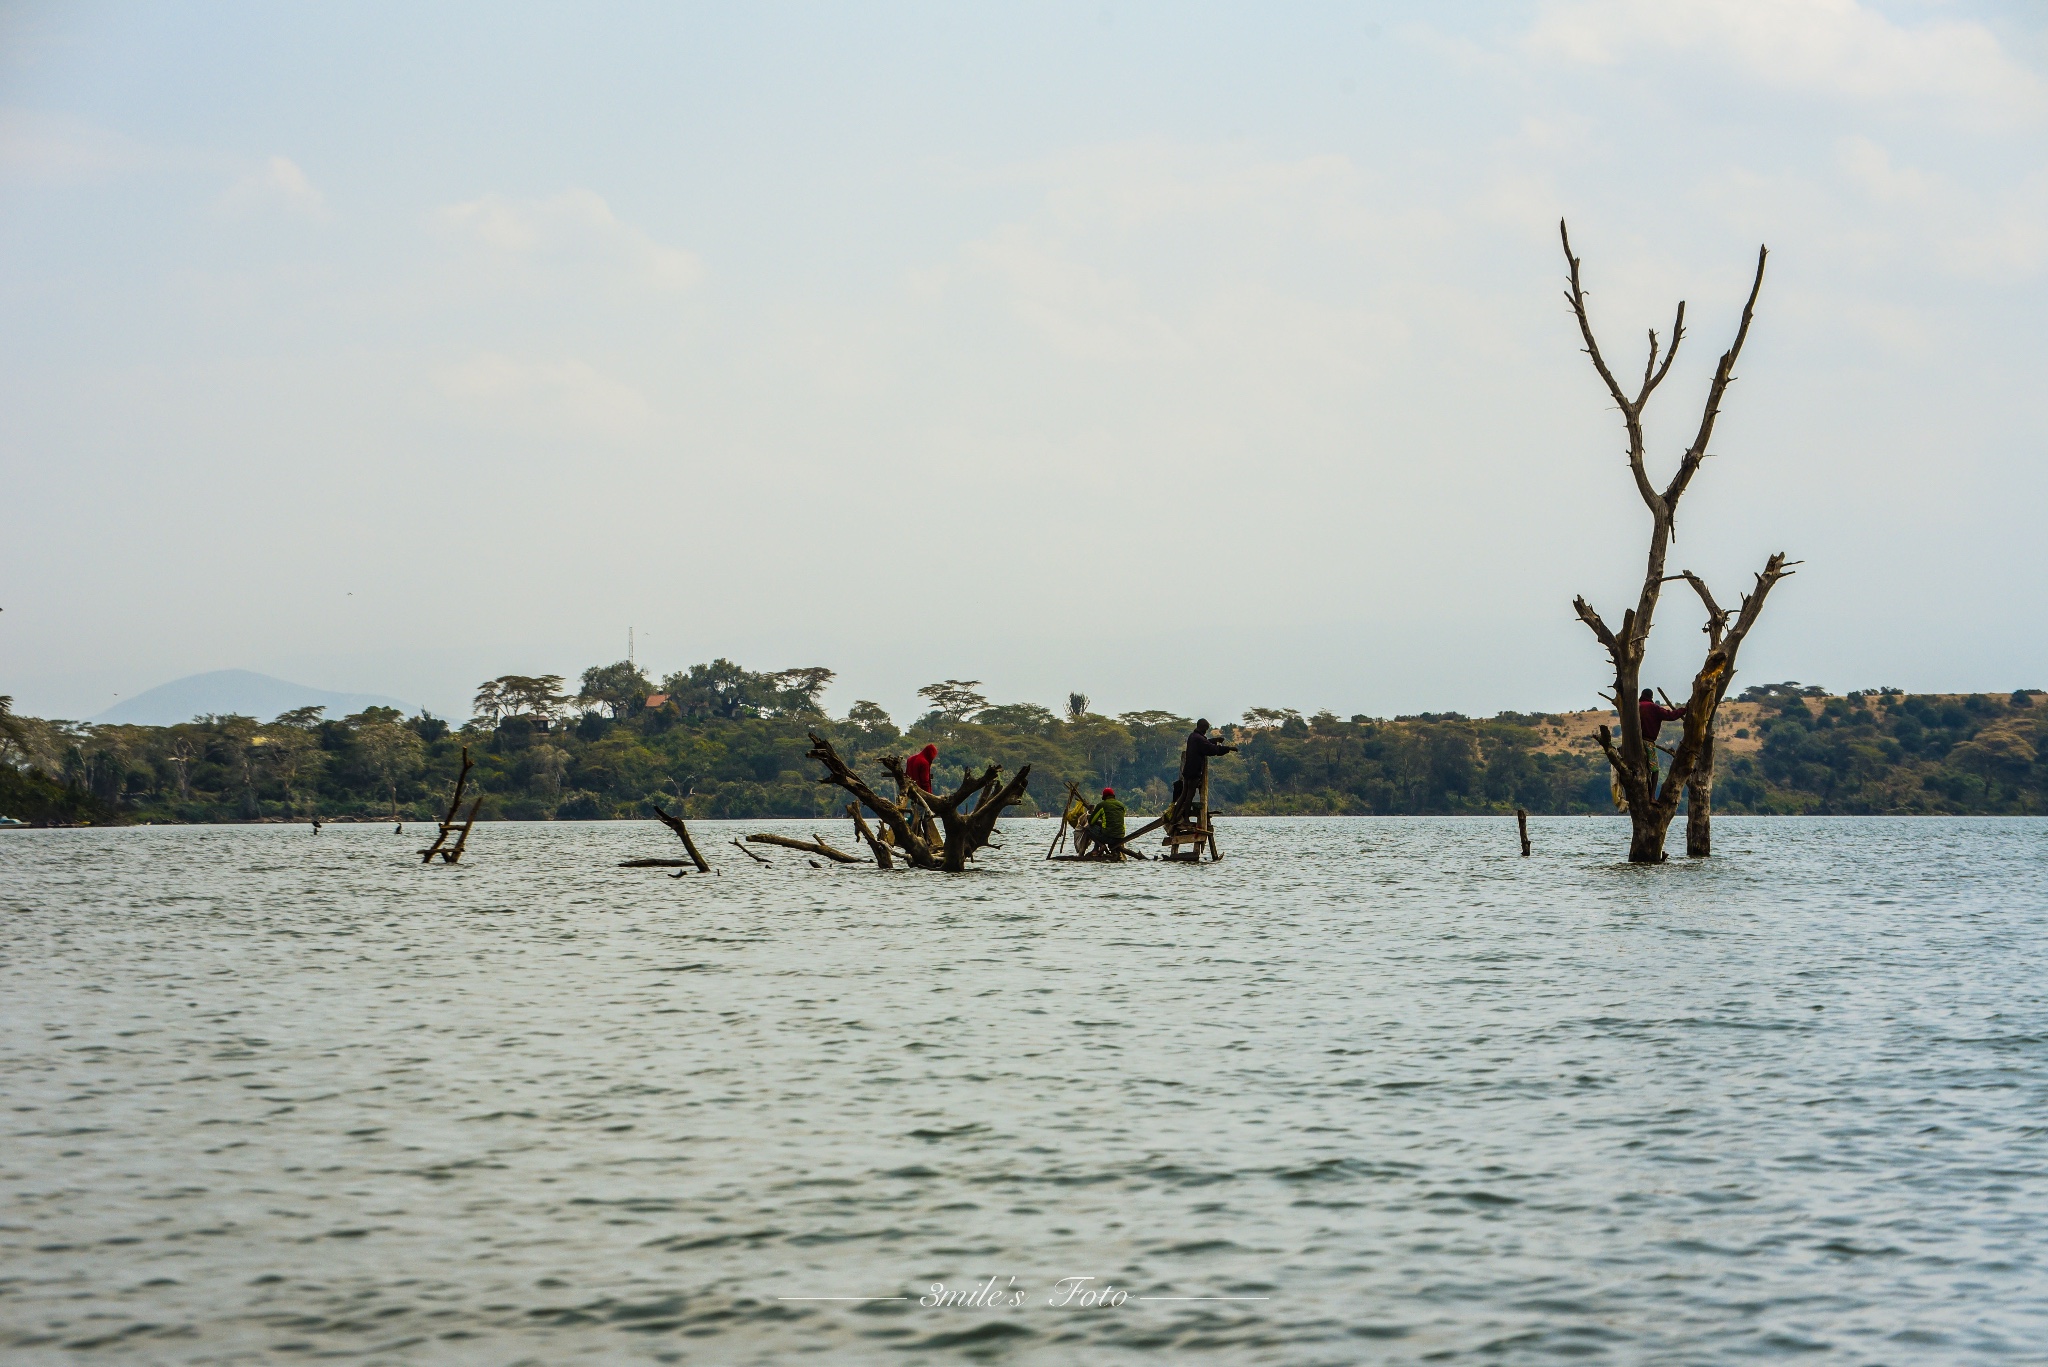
<box><xmin>1171</xmin><ymin>719</ymin><xmax>1235</xmax><ymax>813</ymax></box>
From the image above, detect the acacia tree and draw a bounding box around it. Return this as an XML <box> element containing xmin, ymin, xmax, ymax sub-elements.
<box><xmin>1560</xmin><ymin>220</ymin><xmax>1794</xmax><ymax>862</ymax></box>
<box><xmin>355</xmin><ymin>717</ymin><xmax>424</xmax><ymax>820</ymax></box>
<box><xmin>917</xmin><ymin>680</ymin><xmax>988</xmax><ymax>724</ymax></box>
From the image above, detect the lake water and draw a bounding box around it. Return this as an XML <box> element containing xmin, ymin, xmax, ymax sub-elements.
<box><xmin>3</xmin><ymin>816</ymin><xmax>2046</xmax><ymax>1364</ymax></box>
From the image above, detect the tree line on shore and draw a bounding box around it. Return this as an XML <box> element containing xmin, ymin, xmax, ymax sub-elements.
<box><xmin>3</xmin><ymin>665</ymin><xmax>2044</xmax><ymax>826</ymax></box>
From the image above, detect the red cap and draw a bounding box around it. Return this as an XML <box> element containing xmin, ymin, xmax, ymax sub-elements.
<box><xmin>1101</xmin><ymin>787</ymin><xmax>1115</xmax><ymax>797</ymax></box>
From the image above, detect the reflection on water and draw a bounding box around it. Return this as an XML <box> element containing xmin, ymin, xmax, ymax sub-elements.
<box><xmin>3</xmin><ymin>817</ymin><xmax>2046</xmax><ymax>1363</ymax></box>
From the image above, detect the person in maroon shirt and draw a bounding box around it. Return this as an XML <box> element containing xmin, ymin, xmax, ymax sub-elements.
<box><xmin>1638</xmin><ymin>689</ymin><xmax>1686</xmax><ymax>770</ymax></box>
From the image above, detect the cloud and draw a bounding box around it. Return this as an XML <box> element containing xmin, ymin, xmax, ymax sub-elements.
<box><xmin>0</xmin><ymin>109</ymin><xmax>150</xmax><ymax>181</ymax></box>
<box><xmin>432</xmin><ymin>188</ymin><xmax>701</xmax><ymax>290</ymax></box>
<box><xmin>218</xmin><ymin>155</ymin><xmax>328</xmax><ymax>219</ymax></box>
<box><xmin>1529</xmin><ymin>0</ymin><xmax>2048</xmax><ymax>127</ymax></box>
<box><xmin>1837</xmin><ymin>134</ymin><xmax>1935</xmax><ymax>206</ymax></box>
<box><xmin>435</xmin><ymin>353</ymin><xmax>653</xmax><ymax>438</ymax></box>
<box><xmin>927</xmin><ymin>141</ymin><xmax>1420</xmax><ymax>383</ymax></box>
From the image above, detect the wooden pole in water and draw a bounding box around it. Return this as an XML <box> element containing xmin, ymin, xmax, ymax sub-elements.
<box><xmin>1516</xmin><ymin>807</ymin><xmax>1532</xmax><ymax>857</ymax></box>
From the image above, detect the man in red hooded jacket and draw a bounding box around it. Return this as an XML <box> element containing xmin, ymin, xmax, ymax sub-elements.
<box><xmin>905</xmin><ymin>743</ymin><xmax>937</xmax><ymax>793</ymax></box>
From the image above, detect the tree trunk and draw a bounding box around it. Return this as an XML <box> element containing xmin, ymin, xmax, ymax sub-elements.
<box><xmin>1685</xmin><ymin>728</ymin><xmax>1714</xmax><ymax>857</ymax></box>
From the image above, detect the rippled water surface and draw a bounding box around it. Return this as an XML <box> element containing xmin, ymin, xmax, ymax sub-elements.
<box><xmin>4</xmin><ymin>816</ymin><xmax>2047</xmax><ymax>1364</ymax></box>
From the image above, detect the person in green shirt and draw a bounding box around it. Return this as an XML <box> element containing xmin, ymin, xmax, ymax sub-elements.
<box><xmin>1082</xmin><ymin>786</ymin><xmax>1126</xmax><ymax>856</ymax></box>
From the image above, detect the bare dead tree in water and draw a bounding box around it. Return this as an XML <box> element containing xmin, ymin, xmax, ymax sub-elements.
<box><xmin>1560</xmin><ymin>220</ymin><xmax>1795</xmax><ymax>862</ymax></box>
<box><xmin>804</xmin><ymin>732</ymin><xmax>1029</xmax><ymax>871</ymax></box>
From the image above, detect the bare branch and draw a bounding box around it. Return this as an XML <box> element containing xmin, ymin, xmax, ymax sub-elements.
<box><xmin>847</xmin><ymin>802</ymin><xmax>894</xmax><ymax>868</ymax></box>
<box><xmin>1573</xmin><ymin>595</ymin><xmax>1619</xmax><ymax>654</ymax></box>
<box><xmin>1720</xmin><ymin>553</ymin><xmax>1797</xmax><ymax>656</ymax></box>
<box><xmin>1664</xmin><ymin>244</ymin><xmax>1768</xmax><ymax>511</ymax></box>
<box><xmin>651</xmin><ymin>803</ymin><xmax>711</xmax><ymax>872</ymax></box>
<box><xmin>1562</xmin><ymin>219</ymin><xmax>1662</xmax><ymax>515</ymax></box>
<box><xmin>1678</xmin><ymin>571</ymin><xmax>1729</xmax><ymax>649</ymax></box>
<box><xmin>1560</xmin><ymin>220</ymin><xmax>1632</xmax><ymax>419</ymax></box>
<box><xmin>1640</xmin><ymin>302</ymin><xmax>1685</xmax><ymax>403</ymax></box>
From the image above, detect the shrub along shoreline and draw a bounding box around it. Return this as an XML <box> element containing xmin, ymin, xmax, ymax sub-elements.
<box><xmin>4</xmin><ymin>662</ymin><xmax>2042</xmax><ymax>825</ymax></box>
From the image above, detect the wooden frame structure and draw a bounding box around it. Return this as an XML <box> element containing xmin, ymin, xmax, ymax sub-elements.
<box><xmin>418</xmin><ymin>746</ymin><xmax>482</xmax><ymax>864</ymax></box>
<box><xmin>1158</xmin><ymin>771</ymin><xmax>1221</xmax><ymax>862</ymax></box>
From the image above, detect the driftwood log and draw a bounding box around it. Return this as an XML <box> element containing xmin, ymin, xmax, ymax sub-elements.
<box><xmin>730</xmin><ymin>838</ymin><xmax>771</xmax><ymax>865</ymax></box>
<box><xmin>651</xmin><ymin>803</ymin><xmax>712</xmax><ymax>872</ymax></box>
<box><xmin>804</xmin><ymin>731</ymin><xmax>1029</xmax><ymax>872</ymax></box>
<box><xmin>1560</xmin><ymin>219</ymin><xmax>1794</xmax><ymax>863</ymax></box>
<box><xmin>747</xmin><ymin>832</ymin><xmax>861</xmax><ymax>864</ymax></box>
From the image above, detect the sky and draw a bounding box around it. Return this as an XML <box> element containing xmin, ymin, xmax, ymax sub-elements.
<box><xmin>2</xmin><ymin>0</ymin><xmax>2044</xmax><ymax>727</ymax></box>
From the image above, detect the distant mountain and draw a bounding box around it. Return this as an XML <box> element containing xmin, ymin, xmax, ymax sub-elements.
<box><xmin>92</xmin><ymin>670</ymin><xmax>412</xmax><ymax>726</ymax></box>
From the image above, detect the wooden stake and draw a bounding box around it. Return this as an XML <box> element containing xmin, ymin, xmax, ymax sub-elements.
<box><xmin>1516</xmin><ymin>807</ymin><xmax>1531</xmax><ymax>857</ymax></box>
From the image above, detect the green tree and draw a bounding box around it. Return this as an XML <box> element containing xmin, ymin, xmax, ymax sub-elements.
<box><xmin>578</xmin><ymin>660</ymin><xmax>653</xmax><ymax>718</ymax></box>
<box><xmin>918</xmin><ymin>680</ymin><xmax>988</xmax><ymax>723</ymax></box>
<box><xmin>846</xmin><ymin>701</ymin><xmax>899</xmax><ymax>743</ymax></box>
<box><xmin>354</xmin><ymin>716</ymin><xmax>425</xmax><ymax>819</ymax></box>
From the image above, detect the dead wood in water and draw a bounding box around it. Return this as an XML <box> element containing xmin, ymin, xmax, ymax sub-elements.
<box><xmin>1517</xmin><ymin>807</ymin><xmax>1531</xmax><ymax>857</ymax></box>
<box><xmin>747</xmin><ymin>832</ymin><xmax>861</xmax><ymax>864</ymax></box>
<box><xmin>651</xmin><ymin>804</ymin><xmax>712</xmax><ymax>872</ymax></box>
<box><xmin>419</xmin><ymin>747</ymin><xmax>481</xmax><ymax>864</ymax></box>
<box><xmin>731</xmin><ymin>839</ymin><xmax>771</xmax><ymax>865</ymax></box>
<box><xmin>1560</xmin><ymin>219</ymin><xmax>1793</xmax><ymax>863</ymax></box>
<box><xmin>847</xmin><ymin>802</ymin><xmax>894</xmax><ymax>868</ymax></box>
<box><xmin>803</xmin><ymin>731</ymin><xmax>1030</xmax><ymax>872</ymax></box>
<box><xmin>620</xmin><ymin>858</ymin><xmax>694</xmax><ymax>868</ymax></box>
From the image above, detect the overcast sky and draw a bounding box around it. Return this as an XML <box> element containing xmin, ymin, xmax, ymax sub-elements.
<box><xmin>3</xmin><ymin>0</ymin><xmax>2044</xmax><ymax>726</ymax></box>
